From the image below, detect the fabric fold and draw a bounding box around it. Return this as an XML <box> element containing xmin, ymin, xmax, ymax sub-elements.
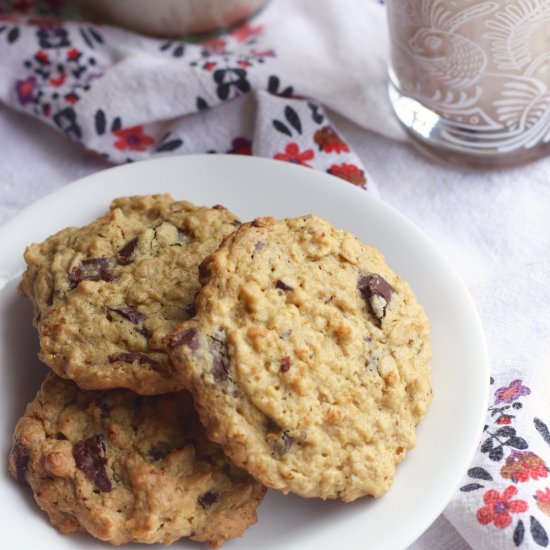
<box><xmin>0</xmin><ymin>0</ymin><xmax>393</xmax><ymax>194</ymax></box>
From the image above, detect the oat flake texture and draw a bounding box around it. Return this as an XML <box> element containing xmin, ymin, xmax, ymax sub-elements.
<box><xmin>19</xmin><ymin>194</ymin><xmax>240</xmax><ymax>395</ymax></box>
<box><xmin>169</xmin><ymin>215</ymin><xmax>432</xmax><ymax>501</ymax></box>
<box><xmin>8</xmin><ymin>373</ymin><xmax>265</xmax><ymax>546</ymax></box>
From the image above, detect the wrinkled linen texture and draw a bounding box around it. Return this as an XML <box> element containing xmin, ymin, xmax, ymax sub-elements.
<box><xmin>1</xmin><ymin>0</ymin><xmax>550</xmax><ymax>549</ymax></box>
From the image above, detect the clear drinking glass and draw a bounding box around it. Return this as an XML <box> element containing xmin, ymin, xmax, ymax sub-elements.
<box><xmin>386</xmin><ymin>0</ymin><xmax>550</xmax><ymax>167</ymax></box>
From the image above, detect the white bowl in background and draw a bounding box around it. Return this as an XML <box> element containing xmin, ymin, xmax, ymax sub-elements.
<box><xmin>75</xmin><ymin>0</ymin><xmax>266</xmax><ymax>37</ymax></box>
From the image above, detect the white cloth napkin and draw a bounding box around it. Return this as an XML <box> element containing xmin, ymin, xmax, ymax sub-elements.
<box><xmin>1</xmin><ymin>1</ymin><xmax>550</xmax><ymax>549</ymax></box>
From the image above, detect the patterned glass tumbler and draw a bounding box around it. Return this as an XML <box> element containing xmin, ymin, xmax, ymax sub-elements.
<box><xmin>386</xmin><ymin>0</ymin><xmax>550</xmax><ymax>167</ymax></box>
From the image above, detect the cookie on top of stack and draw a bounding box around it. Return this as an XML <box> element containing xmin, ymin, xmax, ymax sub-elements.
<box><xmin>168</xmin><ymin>215</ymin><xmax>432</xmax><ymax>502</ymax></box>
<box><xmin>9</xmin><ymin>194</ymin><xmax>432</xmax><ymax>546</ymax></box>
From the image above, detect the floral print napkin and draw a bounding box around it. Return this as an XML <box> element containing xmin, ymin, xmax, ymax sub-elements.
<box><xmin>0</xmin><ymin>0</ymin><xmax>373</xmax><ymax>192</ymax></box>
<box><xmin>449</xmin><ymin>378</ymin><xmax>550</xmax><ymax>548</ymax></box>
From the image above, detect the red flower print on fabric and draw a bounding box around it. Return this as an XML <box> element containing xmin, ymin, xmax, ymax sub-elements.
<box><xmin>231</xmin><ymin>23</ymin><xmax>264</xmax><ymax>43</ymax></box>
<box><xmin>113</xmin><ymin>126</ymin><xmax>155</xmax><ymax>152</ymax></box>
<box><xmin>15</xmin><ymin>20</ymin><xmax>104</xmax><ymax>127</ymax></box>
<box><xmin>200</xmin><ymin>37</ymin><xmax>227</xmax><ymax>54</ymax></box>
<box><xmin>227</xmin><ymin>137</ymin><xmax>252</xmax><ymax>155</ymax></box>
<box><xmin>313</xmin><ymin>126</ymin><xmax>350</xmax><ymax>154</ymax></box>
<box><xmin>327</xmin><ymin>163</ymin><xmax>367</xmax><ymax>187</ymax></box>
<box><xmin>535</xmin><ymin>488</ymin><xmax>550</xmax><ymax>517</ymax></box>
<box><xmin>495</xmin><ymin>379</ymin><xmax>531</xmax><ymax>404</ymax></box>
<box><xmin>274</xmin><ymin>143</ymin><xmax>314</xmax><ymax>167</ymax></box>
<box><xmin>461</xmin><ymin>379</ymin><xmax>550</xmax><ymax>546</ymax></box>
<box><xmin>501</xmin><ymin>451</ymin><xmax>549</xmax><ymax>484</ymax></box>
<box><xmin>35</xmin><ymin>49</ymin><xmax>49</xmax><ymax>63</ymax></box>
<box><xmin>477</xmin><ymin>486</ymin><xmax>528</xmax><ymax>529</ymax></box>
<box><xmin>48</xmin><ymin>73</ymin><xmax>65</xmax><ymax>87</ymax></box>
<box><xmin>67</xmin><ymin>47</ymin><xmax>80</xmax><ymax>60</ymax></box>
<box><xmin>64</xmin><ymin>92</ymin><xmax>78</xmax><ymax>105</ymax></box>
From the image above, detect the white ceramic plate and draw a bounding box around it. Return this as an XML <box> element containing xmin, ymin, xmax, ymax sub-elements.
<box><xmin>0</xmin><ymin>155</ymin><xmax>489</xmax><ymax>550</ymax></box>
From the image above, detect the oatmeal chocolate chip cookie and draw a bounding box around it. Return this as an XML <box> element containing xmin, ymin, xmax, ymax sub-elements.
<box><xmin>19</xmin><ymin>194</ymin><xmax>240</xmax><ymax>395</ymax></box>
<box><xmin>169</xmin><ymin>215</ymin><xmax>432</xmax><ymax>502</ymax></box>
<box><xmin>9</xmin><ymin>373</ymin><xmax>265</xmax><ymax>546</ymax></box>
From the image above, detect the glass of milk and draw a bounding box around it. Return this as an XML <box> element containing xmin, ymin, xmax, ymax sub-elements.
<box><xmin>386</xmin><ymin>0</ymin><xmax>550</xmax><ymax>167</ymax></box>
